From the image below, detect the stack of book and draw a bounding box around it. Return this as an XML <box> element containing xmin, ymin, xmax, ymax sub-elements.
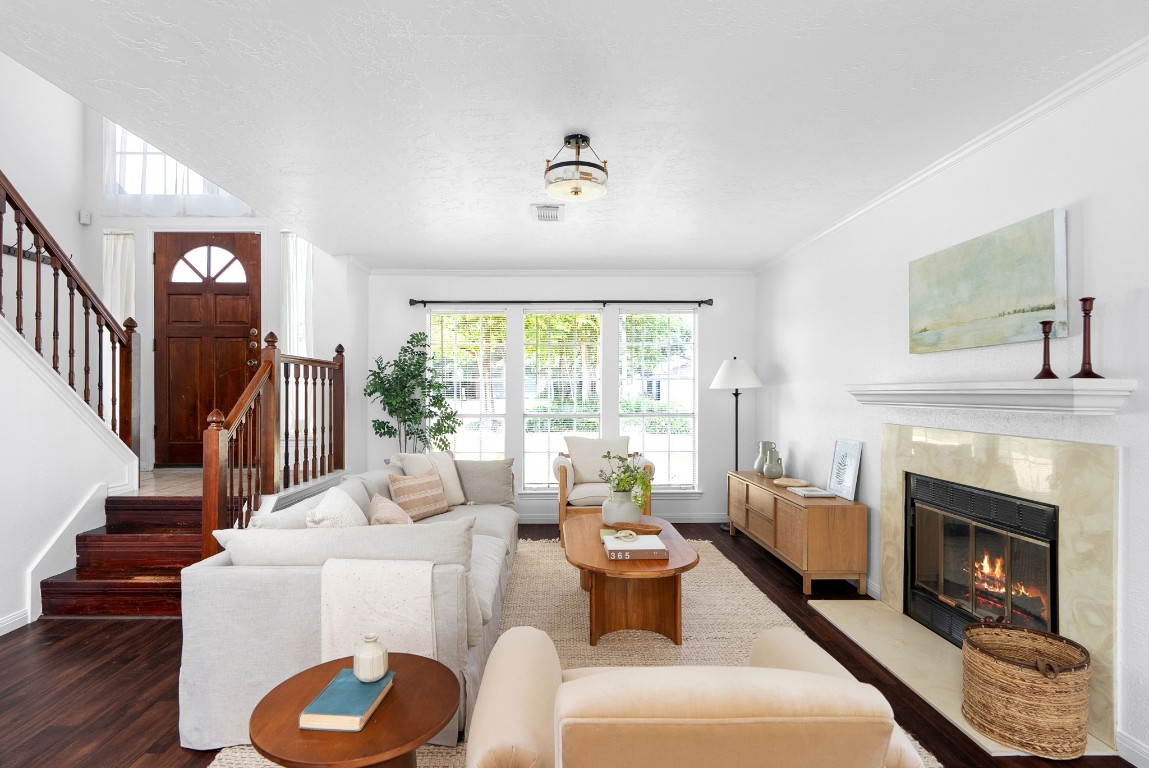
<box><xmin>787</xmin><ymin>486</ymin><xmax>836</xmax><ymax>498</ymax></box>
<box><xmin>299</xmin><ymin>668</ymin><xmax>395</xmax><ymax>732</ymax></box>
<box><xmin>602</xmin><ymin>534</ymin><xmax>669</xmax><ymax>560</ymax></box>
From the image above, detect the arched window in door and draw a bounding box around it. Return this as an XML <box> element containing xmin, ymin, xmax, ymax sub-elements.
<box><xmin>171</xmin><ymin>246</ymin><xmax>248</xmax><ymax>284</ymax></box>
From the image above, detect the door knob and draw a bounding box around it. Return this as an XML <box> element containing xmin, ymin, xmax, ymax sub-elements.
<box><xmin>247</xmin><ymin>359</ymin><xmax>258</xmax><ymax>367</ymax></box>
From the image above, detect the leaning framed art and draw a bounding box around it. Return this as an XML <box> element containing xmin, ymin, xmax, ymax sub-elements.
<box><xmin>827</xmin><ymin>439</ymin><xmax>862</xmax><ymax>500</ymax></box>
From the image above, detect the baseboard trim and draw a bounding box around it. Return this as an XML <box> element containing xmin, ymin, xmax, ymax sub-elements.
<box><xmin>0</xmin><ymin>610</ymin><xmax>29</xmax><ymax>636</ymax></box>
<box><xmin>1117</xmin><ymin>731</ymin><xmax>1149</xmax><ymax>768</ymax></box>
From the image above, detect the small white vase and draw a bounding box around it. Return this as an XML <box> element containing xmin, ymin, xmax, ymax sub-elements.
<box><xmin>602</xmin><ymin>491</ymin><xmax>642</xmax><ymax>525</ymax></box>
<box><xmin>353</xmin><ymin>633</ymin><xmax>388</xmax><ymax>683</ymax></box>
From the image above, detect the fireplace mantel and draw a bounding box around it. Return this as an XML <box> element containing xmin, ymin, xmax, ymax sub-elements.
<box><xmin>847</xmin><ymin>379</ymin><xmax>1136</xmax><ymax>415</ymax></box>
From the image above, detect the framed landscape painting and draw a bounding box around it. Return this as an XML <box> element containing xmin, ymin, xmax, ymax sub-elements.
<box><xmin>909</xmin><ymin>209</ymin><xmax>1068</xmax><ymax>354</ymax></box>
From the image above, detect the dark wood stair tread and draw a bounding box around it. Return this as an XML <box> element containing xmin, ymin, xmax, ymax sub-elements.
<box><xmin>103</xmin><ymin>496</ymin><xmax>203</xmax><ymax>533</ymax></box>
<box><xmin>76</xmin><ymin>527</ymin><xmax>201</xmax><ymax>578</ymax></box>
<box><xmin>40</xmin><ymin>570</ymin><xmax>182</xmax><ymax>617</ymax></box>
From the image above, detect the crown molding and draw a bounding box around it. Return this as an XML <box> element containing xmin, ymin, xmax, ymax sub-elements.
<box><xmin>772</xmin><ymin>35</ymin><xmax>1149</xmax><ymax>267</ymax></box>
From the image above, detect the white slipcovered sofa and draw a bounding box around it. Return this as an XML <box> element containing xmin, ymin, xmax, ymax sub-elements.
<box><xmin>178</xmin><ymin>457</ymin><xmax>517</xmax><ymax>750</ymax></box>
<box><xmin>466</xmin><ymin>625</ymin><xmax>924</xmax><ymax>768</ymax></box>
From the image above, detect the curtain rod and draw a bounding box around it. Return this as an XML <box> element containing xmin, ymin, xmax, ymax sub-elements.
<box><xmin>409</xmin><ymin>298</ymin><xmax>714</xmax><ymax>308</ymax></box>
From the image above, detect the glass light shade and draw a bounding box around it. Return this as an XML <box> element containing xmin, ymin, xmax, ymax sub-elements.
<box><xmin>545</xmin><ymin>162</ymin><xmax>608</xmax><ymax>201</ymax></box>
<box><xmin>709</xmin><ymin>358</ymin><xmax>763</xmax><ymax>390</ymax></box>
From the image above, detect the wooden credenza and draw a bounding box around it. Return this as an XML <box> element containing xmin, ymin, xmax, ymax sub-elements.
<box><xmin>726</xmin><ymin>471</ymin><xmax>868</xmax><ymax>595</ymax></box>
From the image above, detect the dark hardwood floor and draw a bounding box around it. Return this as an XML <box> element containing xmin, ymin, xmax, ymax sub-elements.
<box><xmin>0</xmin><ymin>524</ymin><xmax>1130</xmax><ymax>768</ymax></box>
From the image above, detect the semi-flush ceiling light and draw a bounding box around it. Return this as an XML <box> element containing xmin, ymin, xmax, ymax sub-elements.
<box><xmin>544</xmin><ymin>133</ymin><xmax>607</xmax><ymax>201</ymax></box>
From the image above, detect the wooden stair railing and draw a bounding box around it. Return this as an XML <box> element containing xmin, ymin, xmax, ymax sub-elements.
<box><xmin>0</xmin><ymin>167</ymin><xmax>139</xmax><ymax>452</ymax></box>
<box><xmin>202</xmin><ymin>334</ymin><xmax>345</xmax><ymax>557</ymax></box>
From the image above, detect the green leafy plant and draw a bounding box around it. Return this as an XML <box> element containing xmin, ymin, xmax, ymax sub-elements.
<box><xmin>364</xmin><ymin>331</ymin><xmax>461</xmax><ymax>452</ymax></box>
<box><xmin>598</xmin><ymin>451</ymin><xmax>652</xmax><ymax>507</ymax></box>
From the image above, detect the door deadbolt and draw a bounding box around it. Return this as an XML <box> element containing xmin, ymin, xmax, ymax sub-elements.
<box><xmin>249</xmin><ymin>341</ymin><xmax>259</xmax><ymax>350</ymax></box>
<box><xmin>249</xmin><ymin>328</ymin><xmax>259</xmax><ymax>337</ymax></box>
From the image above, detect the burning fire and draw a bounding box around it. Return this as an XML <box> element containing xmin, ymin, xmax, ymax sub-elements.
<box><xmin>970</xmin><ymin>549</ymin><xmax>1048</xmax><ymax>622</ymax></box>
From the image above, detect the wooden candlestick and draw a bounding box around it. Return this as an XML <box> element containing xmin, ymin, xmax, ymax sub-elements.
<box><xmin>1034</xmin><ymin>320</ymin><xmax>1057</xmax><ymax>379</ymax></box>
<box><xmin>1069</xmin><ymin>297</ymin><xmax>1104</xmax><ymax>379</ymax></box>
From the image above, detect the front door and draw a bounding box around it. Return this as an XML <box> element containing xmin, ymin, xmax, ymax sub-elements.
<box><xmin>154</xmin><ymin>232</ymin><xmax>261</xmax><ymax>465</ymax></box>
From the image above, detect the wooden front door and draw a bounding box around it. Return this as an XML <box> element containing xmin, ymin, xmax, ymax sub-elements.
<box><xmin>154</xmin><ymin>232</ymin><xmax>261</xmax><ymax>465</ymax></box>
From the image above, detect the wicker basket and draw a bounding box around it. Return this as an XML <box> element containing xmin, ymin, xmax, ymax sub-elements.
<box><xmin>961</xmin><ymin>621</ymin><xmax>1091</xmax><ymax>760</ymax></box>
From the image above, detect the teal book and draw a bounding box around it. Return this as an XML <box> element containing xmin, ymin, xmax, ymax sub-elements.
<box><xmin>299</xmin><ymin>669</ymin><xmax>395</xmax><ymax>732</ymax></box>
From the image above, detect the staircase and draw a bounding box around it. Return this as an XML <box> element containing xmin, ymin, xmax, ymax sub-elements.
<box><xmin>40</xmin><ymin>495</ymin><xmax>202</xmax><ymax>617</ymax></box>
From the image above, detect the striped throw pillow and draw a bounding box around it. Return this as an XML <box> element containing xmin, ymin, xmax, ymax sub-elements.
<box><xmin>389</xmin><ymin>470</ymin><xmax>449</xmax><ymax>521</ymax></box>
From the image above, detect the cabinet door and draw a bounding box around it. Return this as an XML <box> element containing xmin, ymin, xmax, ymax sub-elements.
<box><xmin>774</xmin><ymin>500</ymin><xmax>807</xmax><ymax>568</ymax></box>
<box><xmin>727</xmin><ymin>476</ymin><xmax>748</xmax><ymax>528</ymax></box>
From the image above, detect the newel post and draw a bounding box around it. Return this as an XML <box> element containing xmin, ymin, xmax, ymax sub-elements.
<box><xmin>119</xmin><ymin>317</ymin><xmax>141</xmax><ymax>456</ymax></box>
<box><xmin>202</xmin><ymin>409</ymin><xmax>228</xmax><ymax>559</ymax></box>
<box><xmin>261</xmin><ymin>333</ymin><xmax>282</xmax><ymax>495</ymax></box>
<box><xmin>332</xmin><ymin>344</ymin><xmax>346</xmax><ymax>471</ymax></box>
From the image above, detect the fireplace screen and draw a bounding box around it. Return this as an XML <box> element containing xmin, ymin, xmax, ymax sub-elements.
<box><xmin>913</xmin><ymin>503</ymin><xmax>1052</xmax><ymax>632</ymax></box>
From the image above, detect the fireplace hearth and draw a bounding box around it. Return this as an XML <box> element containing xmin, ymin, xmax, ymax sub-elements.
<box><xmin>905</xmin><ymin>474</ymin><xmax>1058</xmax><ymax>647</ymax></box>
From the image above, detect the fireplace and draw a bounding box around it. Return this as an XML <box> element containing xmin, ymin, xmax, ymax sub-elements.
<box><xmin>904</xmin><ymin>473</ymin><xmax>1058</xmax><ymax>647</ymax></box>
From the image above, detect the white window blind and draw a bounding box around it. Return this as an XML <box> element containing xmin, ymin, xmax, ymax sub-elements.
<box><xmin>619</xmin><ymin>310</ymin><xmax>697</xmax><ymax>488</ymax></box>
<box><xmin>429</xmin><ymin>313</ymin><xmax>507</xmax><ymax>460</ymax></box>
<box><xmin>522</xmin><ymin>312</ymin><xmax>601</xmax><ymax>487</ymax></box>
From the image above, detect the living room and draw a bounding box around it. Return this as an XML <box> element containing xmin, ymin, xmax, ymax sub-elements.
<box><xmin>2</xmin><ymin>4</ymin><xmax>1149</xmax><ymax>767</ymax></box>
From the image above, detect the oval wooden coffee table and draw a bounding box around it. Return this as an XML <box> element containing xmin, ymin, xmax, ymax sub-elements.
<box><xmin>563</xmin><ymin>513</ymin><xmax>699</xmax><ymax>645</ymax></box>
<box><xmin>249</xmin><ymin>653</ymin><xmax>459</xmax><ymax>768</ymax></box>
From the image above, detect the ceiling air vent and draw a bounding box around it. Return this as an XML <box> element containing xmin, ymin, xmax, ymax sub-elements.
<box><xmin>531</xmin><ymin>203</ymin><xmax>565</xmax><ymax>222</ymax></box>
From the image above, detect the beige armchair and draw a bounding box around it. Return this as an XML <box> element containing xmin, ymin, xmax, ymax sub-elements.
<box><xmin>465</xmin><ymin>625</ymin><xmax>925</xmax><ymax>768</ymax></box>
<box><xmin>552</xmin><ymin>436</ymin><xmax>654</xmax><ymax>543</ymax></box>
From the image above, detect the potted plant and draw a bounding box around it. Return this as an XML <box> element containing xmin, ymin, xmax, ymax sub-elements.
<box><xmin>364</xmin><ymin>331</ymin><xmax>461</xmax><ymax>452</ymax></box>
<box><xmin>598</xmin><ymin>450</ymin><xmax>652</xmax><ymax>525</ymax></box>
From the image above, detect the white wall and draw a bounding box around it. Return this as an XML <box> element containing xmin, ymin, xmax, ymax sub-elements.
<box><xmin>0</xmin><ymin>51</ymin><xmax>86</xmax><ymax>261</ymax></box>
<box><xmin>367</xmin><ymin>271</ymin><xmax>758</xmax><ymax>523</ymax></box>
<box><xmin>0</xmin><ymin>322</ymin><xmax>137</xmax><ymax>632</ymax></box>
<box><xmin>313</xmin><ymin>251</ymin><xmax>370</xmax><ymax>473</ymax></box>
<box><xmin>756</xmin><ymin>54</ymin><xmax>1149</xmax><ymax>764</ymax></box>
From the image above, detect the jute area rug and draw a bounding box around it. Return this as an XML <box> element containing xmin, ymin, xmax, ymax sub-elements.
<box><xmin>211</xmin><ymin>538</ymin><xmax>941</xmax><ymax>767</ymax></box>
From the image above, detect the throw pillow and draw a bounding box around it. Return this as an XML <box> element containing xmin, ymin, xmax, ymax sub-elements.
<box><xmin>389</xmin><ymin>470</ymin><xmax>450</xmax><ymax>521</ymax></box>
<box><xmin>360</xmin><ymin>465</ymin><xmax>405</xmax><ymax>499</ymax></box>
<box><xmin>306</xmin><ymin>487</ymin><xmax>369</xmax><ymax>528</ymax></box>
<box><xmin>455</xmin><ymin>459</ymin><xmax>515</xmax><ymax>506</ymax></box>
<box><xmin>391</xmin><ymin>451</ymin><xmax>466</xmax><ymax>507</ymax></box>
<box><xmin>564</xmin><ymin>435</ymin><xmax>630</xmax><ymax>485</ymax></box>
<box><xmin>369</xmin><ymin>494</ymin><xmax>413</xmax><ymax>525</ymax></box>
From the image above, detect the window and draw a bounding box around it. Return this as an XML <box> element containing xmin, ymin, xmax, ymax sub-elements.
<box><xmin>523</xmin><ymin>313</ymin><xmax>601</xmax><ymax>487</ymax></box>
<box><xmin>619</xmin><ymin>311</ymin><xmax>696</xmax><ymax>487</ymax></box>
<box><xmin>102</xmin><ymin>119</ymin><xmax>254</xmax><ymax>217</ymax></box>
<box><xmin>429</xmin><ymin>314</ymin><xmax>507</xmax><ymax>460</ymax></box>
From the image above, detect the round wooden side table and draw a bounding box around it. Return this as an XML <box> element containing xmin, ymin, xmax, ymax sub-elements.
<box><xmin>249</xmin><ymin>653</ymin><xmax>459</xmax><ymax>768</ymax></box>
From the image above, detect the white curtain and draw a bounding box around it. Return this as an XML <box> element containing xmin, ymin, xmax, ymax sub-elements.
<box><xmin>101</xmin><ymin>231</ymin><xmax>136</xmax><ymax>322</ymax></box>
<box><xmin>281</xmin><ymin>232</ymin><xmax>314</xmax><ymax>356</ymax></box>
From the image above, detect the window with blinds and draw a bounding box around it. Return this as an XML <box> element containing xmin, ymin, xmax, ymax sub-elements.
<box><xmin>523</xmin><ymin>313</ymin><xmax>601</xmax><ymax>487</ymax></box>
<box><xmin>429</xmin><ymin>313</ymin><xmax>507</xmax><ymax>460</ymax></box>
<box><xmin>619</xmin><ymin>310</ymin><xmax>697</xmax><ymax>487</ymax></box>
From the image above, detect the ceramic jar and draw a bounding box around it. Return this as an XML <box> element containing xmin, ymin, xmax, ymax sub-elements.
<box><xmin>753</xmin><ymin>441</ymin><xmax>773</xmax><ymax>474</ymax></box>
<box><xmin>763</xmin><ymin>446</ymin><xmax>784</xmax><ymax>479</ymax></box>
<box><xmin>353</xmin><ymin>633</ymin><xmax>388</xmax><ymax>683</ymax></box>
<box><xmin>602</xmin><ymin>491</ymin><xmax>642</xmax><ymax>525</ymax></box>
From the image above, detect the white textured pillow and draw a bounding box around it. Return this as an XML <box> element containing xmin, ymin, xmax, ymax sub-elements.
<box><xmin>391</xmin><ymin>451</ymin><xmax>465</xmax><ymax>507</ymax></box>
<box><xmin>306</xmin><ymin>487</ymin><xmax>369</xmax><ymax>528</ymax></box>
<box><xmin>369</xmin><ymin>494</ymin><xmax>413</xmax><ymax>525</ymax></box>
<box><xmin>565</xmin><ymin>436</ymin><xmax>630</xmax><ymax>485</ymax></box>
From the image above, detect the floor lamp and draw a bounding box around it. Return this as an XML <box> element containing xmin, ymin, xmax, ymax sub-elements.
<box><xmin>709</xmin><ymin>357</ymin><xmax>763</xmax><ymax>530</ymax></box>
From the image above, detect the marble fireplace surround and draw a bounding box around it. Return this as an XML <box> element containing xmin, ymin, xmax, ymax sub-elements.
<box><xmin>879</xmin><ymin>424</ymin><xmax>1116</xmax><ymax>746</ymax></box>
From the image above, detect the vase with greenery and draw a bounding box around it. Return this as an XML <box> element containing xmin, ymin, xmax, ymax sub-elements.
<box><xmin>598</xmin><ymin>451</ymin><xmax>652</xmax><ymax>525</ymax></box>
<box><xmin>364</xmin><ymin>331</ymin><xmax>461</xmax><ymax>452</ymax></box>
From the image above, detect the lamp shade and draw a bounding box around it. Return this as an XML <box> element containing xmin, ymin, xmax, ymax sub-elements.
<box><xmin>709</xmin><ymin>358</ymin><xmax>763</xmax><ymax>390</ymax></box>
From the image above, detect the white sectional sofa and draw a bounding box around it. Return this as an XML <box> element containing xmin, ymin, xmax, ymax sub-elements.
<box><xmin>178</xmin><ymin>458</ymin><xmax>517</xmax><ymax>750</ymax></box>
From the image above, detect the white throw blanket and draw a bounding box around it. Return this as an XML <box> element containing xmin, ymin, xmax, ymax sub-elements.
<box><xmin>320</xmin><ymin>559</ymin><xmax>436</xmax><ymax>661</ymax></box>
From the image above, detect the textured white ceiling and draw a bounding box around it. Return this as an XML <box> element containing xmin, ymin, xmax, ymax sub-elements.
<box><xmin>3</xmin><ymin>1</ymin><xmax>1149</xmax><ymax>270</ymax></box>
